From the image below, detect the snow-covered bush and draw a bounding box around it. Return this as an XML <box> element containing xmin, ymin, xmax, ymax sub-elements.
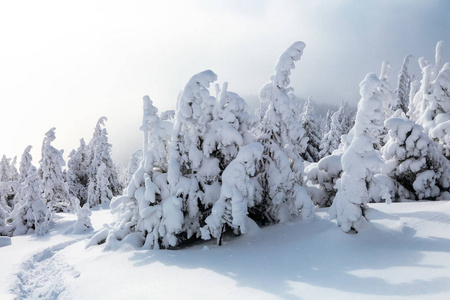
<box><xmin>382</xmin><ymin>114</ymin><xmax>449</xmax><ymax>200</ymax></box>
<box><xmin>72</xmin><ymin>203</ymin><xmax>92</xmax><ymax>233</ymax></box>
<box><xmin>329</xmin><ymin>73</ymin><xmax>385</xmax><ymax>233</ymax></box>
<box><xmin>305</xmin><ymin>153</ymin><xmax>343</xmax><ymax>207</ymax></box>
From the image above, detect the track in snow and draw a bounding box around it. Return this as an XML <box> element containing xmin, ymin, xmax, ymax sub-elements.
<box><xmin>10</xmin><ymin>238</ymin><xmax>84</xmax><ymax>300</ymax></box>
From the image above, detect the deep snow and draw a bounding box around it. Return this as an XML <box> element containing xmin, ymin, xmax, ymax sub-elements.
<box><xmin>1</xmin><ymin>201</ymin><xmax>450</xmax><ymax>299</ymax></box>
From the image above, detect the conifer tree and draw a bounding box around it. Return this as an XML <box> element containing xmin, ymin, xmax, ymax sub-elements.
<box><xmin>87</xmin><ymin>117</ymin><xmax>120</xmax><ymax>207</ymax></box>
<box><xmin>19</xmin><ymin>146</ymin><xmax>33</xmax><ymax>182</ymax></box>
<box><xmin>255</xmin><ymin>41</ymin><xmax>314</xmax><ymax>224</ymax></box>
<box><xmin>329</xmin><ymin>73</ymin><xmax>385</xmax><ymax>233</ymax></box>
<box><xmin>39</xmin><ymin>128</ymin><xmax>72</xmax><ymax>212</ymax></box>
<box><xmin>300</xmin><ymin>97</ymin><xmax>322</xmax><ymax>162</ymax></box>
<box><xmin>11</xmin><ymin>166</ymin><xmax>49</xmax><ymax>236</ymax></box>
<box><xmin>392</xmin><ymin>55</ymin><xmax>414</xmax><ymax>114</ymax></box>
<box><xmin>66</xmin><ymin>139</ymin><xmax>90</xmax><ymax>206</ymax></box>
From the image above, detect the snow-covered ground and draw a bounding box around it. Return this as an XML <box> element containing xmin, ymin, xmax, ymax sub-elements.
<box><xmin>1</xmin><ymin>201</ymin><xmax>450</xmax><ymax>300</ymax></box>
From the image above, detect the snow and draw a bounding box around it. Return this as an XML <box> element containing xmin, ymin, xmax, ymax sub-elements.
<box><xmin>1</xmin><ymin>201</ymin><xmax>450</xmax><ymax>299</ymax></box>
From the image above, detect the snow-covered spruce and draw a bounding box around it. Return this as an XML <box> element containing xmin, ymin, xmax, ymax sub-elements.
<box><xmin>382</xmin><ymin>113</ymin><xmax>449</xmax><ymax>200</ymax></box>
<box><xmin>19</xmin><ymin>145</ymin><xmax>33</xmax><ymax>182</ymax></box>
<box><xmin>66</xmin><ymin>138</ymin><xmax>90</xmax><ymax>206</ymax></box>
<box><xmin>100</xmin><ymin>96</ymin><xmax>174</xmax><ymax>249</ymax></box>
<box><xmin>201</xmin><ymin>142</ymin><xmax>263</xmax><ymax>243</ymax></box>
<box><xmin>39</xmin><ymin>128</ymin><xmax>73</xmax><ymax>213</ymax></box>
<box><xmin>319</xmin><ymin>101</ymin><xmax>353</xmax><ymax>158</ymax></box>
<box><xmin>11</xmin><ymin>166</ymin><xmax>49</xmax><ymax>236</ymax></box>
<box><xmin>329</xmin><ymin>73</ymin><xmax>385</xmax><ymax>233</ymax></box>
<box><xmin>410</xmin><ymin>41</ymin><xmax>450</xmax><ymax>141</ymax></box>
<box><xmin>87</xmin><ymin>117</ymin><xmax>121</xmax><ymax>208</ymax></box>
<box><xmin>300</xmin><ymin>97</ymin><xmax>322</xmax><ymax>162</ymax></box>
<box><xmin>392</xmin><ymin>55</ymin><xmax>414</xmax><ymax>114</ymax></box>
<box><xmin>126</xmin><ymin>150</ymin><xmax>143</xmax><ymax>185</ymax></box>
<box><xmin>255</xmin><ymin>41</ymin><xmax>314</xmax><ymax>224</ymax></box>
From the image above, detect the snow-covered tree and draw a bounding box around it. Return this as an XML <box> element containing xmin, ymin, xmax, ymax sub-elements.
<box><xmin>73</xmin><ymin>203</ymin><xmax>92</xmax><ymax>233</ymax></box>
<box><xmin>319</xmin><ymin>101</ymin><xmax>353</xmax><ymax>158</ymax></box>
<box><xmin>9</xmin><ymin>157</ymin><xmax>19</xmax><ymax>182</ymax></box>
<box><xmin>305</xmin><ymin>154</ymin><xmax>343</xmax><ymax>207</ymax></box>
<box><xmin>166</xmin><ymin>70</ymin><xmax>218</xmax><ymax>245</ymax></box>
<box><xmin>19</xmin><ymin>146</ymin><xmax>33</xmax><ymax>182</ymax></box>
<box><xmin>255</xmin><ymin>41</ymin><xmax>314</xmax><ymax>224</ymax></box>
<box><xmin>126</xmin><ymin>150</ymin><xmax>143</xmax><ymax>184</ymax></box>
<box><xmin>300</xmin><ymin>97</ymin><xmax>322</xmax><ymax>162</ymax></box>
<box><xmin>201</xmin><ymin>143</ymin><xmax>264</xmax><ymax>244</ymax></box>
<box><xmin>411</xmin><ymin>41</ymin><xmax>450</xmax><ymax>135</ymax></box>
<box><xmin>383</xmin><ymin>114</ymin><xmax>449</xmax><ymax>200</ymax></box>
<box><xmin>0</xmin><ymin>155</ymin><xmax>11</xmax><ymax>182</ymax></box>
<box><xmin>87</xmin><ymin>117</ymin><xmax>121</xmax><ymax>207</ymax></box>
<box><xmin>39</xmin><ymin>128</ymin><xmax>72</xmax><ymax>213</ymax></box>
<box><xmin>392</xmin><ymin>55</ymin><xmax>414</xmax><ymax>114</ymax></box>
<box><xmin>66</xmin><ymin>138</ymin><xmax>90</xmax><ymax>206</ymax></box>
<box><xmin>329</xmin><ymin>73</ymin><xmax>385</xmax><ymax>233</ymax></box>
<box><xmin>11</xmin><ymin>166</ymin><xmax>49</xmax><ymax>236</ymax></box>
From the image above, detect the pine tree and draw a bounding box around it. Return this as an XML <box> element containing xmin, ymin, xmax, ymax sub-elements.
<box><xmin>319</xmin><ymin>101</ymin><xmax>355</xmax><ymax>158</ymax></box>
<box><xmin>11</xmin><ymin>166</ymin><xmax>49</xmax><ymax>236</ymax></box>
<box><xmin>39</xmin><ymin>128</ymin><xmax>72</xmax><ymax>213</ymax></box>
<box><xmin>0</xmin><ymin>155</ymin><xmax>11</xmax><ymax>182</ymax></box>
<box><xmin>66</xmin><ymin>138</ymin><xmax>90</xmax><ymax>206</ymax></box>
<box><xmin>255</xmin><ymin>41</ymin><xmax>314</xmax><ymax>224</ymax></box>
<box><xmin>300</xmin><ymin>97</ymin><xmax>322</xmax><ymax>162</ymax></box>
<box><xmin>329</xmin><ymin>73</ymin><xmax>385</xmax><ymax>233</ymax></box>
<box><xmin>201</xmin><ymin>143</ymin><xmax>264</xmax><ymax>244</ymax></box>
<box><xmin>87</xmin><ymin>117</ymin><xmax>120</xmax><ymax>207</ymax></box>
<box><xmin>19</xmin><ymin>146</ymin><xmax>33</xmax><ymax>182</ymax></box>
<box><xmin>392</xmin><ymin>55</ymin><xmax>414</xmax><ymax>114</ymax></box>
<box><xmin>383</xmin><ymin>113</ymin><xmax>449</xmax><ymax>200</ymax></box>
<box><xmin>126</xmin><ymin>150</ymin><xmax>143</xmax><ymax>184</ymax></box>
<box><xmin>165</xmin><ymin>70</ymin><xmax>218</xmax><ymax>245</ymax></box>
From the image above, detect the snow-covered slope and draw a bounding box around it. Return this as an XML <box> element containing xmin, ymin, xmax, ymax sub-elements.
<box><xmin>1</xmin><ymin>202</ymin><xmax>450</xmax><ymax>299</ymax></box>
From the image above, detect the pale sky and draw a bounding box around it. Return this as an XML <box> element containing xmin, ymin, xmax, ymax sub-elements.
<box><xmin>0</xmin><ymin>0</ymin><xmax>449</xmax><ymax>165</ymax></box>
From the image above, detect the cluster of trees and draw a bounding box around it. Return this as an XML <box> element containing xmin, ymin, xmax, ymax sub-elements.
<box><xmin>95</xmin><ymin>41</ymin><xmax>350</xmax><ymax>250</ymax></box>
<box><xmin>0</xmin><ymin>118</ymin><xmax>121</xmax><ymax>237</ymax></box>
<box><xmin>308</xmin><ymin>41</ymin><xmax>450</xmax><ymax>232</ymax></box>
<box><xmin>101</xmin><ymin>40</ymin><xmax>449</xmax><ymax>249</ymax></box>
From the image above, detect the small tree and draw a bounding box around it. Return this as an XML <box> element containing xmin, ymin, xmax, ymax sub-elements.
<box><xmin>329</xmin><ymin>73</ymin><xmax>385</xmax><ymax>233</ymax></box>
<box><xmin>66</xmin><ymin>138</ymin><xmax>91</xmax><ymax>206</ymax></box>
<box><xmin>87</xmin><ymin>117</ymin><xmax>121</xmax><ymax>207</ymax></box>
<box><xmin>392</xmin><ymin>55</ymin><xmax>414</xmax><ymax>114</ymax></box>
<box><xmin>201</xmin><ymin>142</ymin><xmax>264</xmax><ymax>244</ymax></box>
<box><xmin>300</xmin><ymin>97</ymin><xmax>322</xmax><ymax>162</ymax></box>
<box><xmin>255</xmin><ymin>41</ymin><xmax>314</xmax><ymax>224</ymax></box>
<box><xmin>39</xmin><ymin>128</ymin><xmax>72</xmax><ymax>213</ymax></box>
<box><xmin>73</xmin><ymin>203</ymin><xmax>92</xmax><ymax>233</ymax></box>
<box><xmin>19</xmin><ymin>146</ymin><xmax>33</xmax><ymax>182</ymax></box>
<box><xmin>11</xmin><ymin>166</ymin><xmax>49</xmax><ymax>236</ymax></box>
<box><xmin>383</xmin><ymin>114</ymin><xmax>449</xmax><ymax>200</ymax></box>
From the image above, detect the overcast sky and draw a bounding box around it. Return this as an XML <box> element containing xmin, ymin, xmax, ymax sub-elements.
<box><xmin>0</xmin><ymin>0</ymin><xmax>449</xmax><ymax>165</ymax></box>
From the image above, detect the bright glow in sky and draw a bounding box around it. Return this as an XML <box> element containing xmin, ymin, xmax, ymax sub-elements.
<box><xmin>0</xmin><ymin>0</ymin><xmax>449</xmax><ymax>165</ymax></box>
